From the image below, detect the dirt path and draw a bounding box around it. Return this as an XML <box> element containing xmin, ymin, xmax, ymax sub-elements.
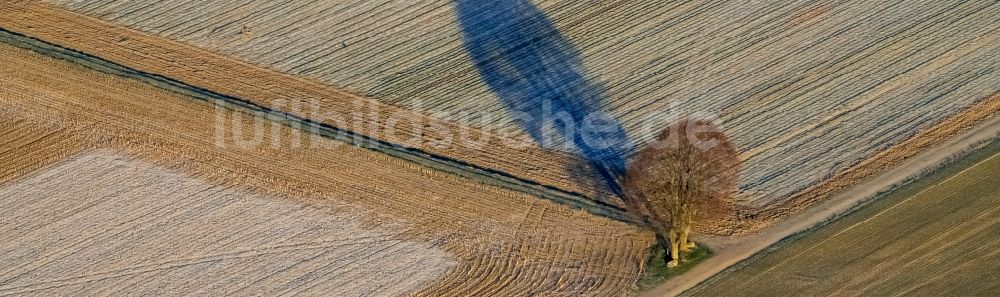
<box><xmin>645</xmin><ymin>112</ymin><xmax>1000</xmax><ymax>296</ymax></box>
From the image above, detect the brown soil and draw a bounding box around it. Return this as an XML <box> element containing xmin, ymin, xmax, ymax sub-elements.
<box><xmin>0</xmin><ymin>43</ymin><xmax>652</xmax><ymax>295</ymax></box>
<box><xmin>0</xmin><ymin>105</ymin><xmax>86</xmax><ymax>184</ymax></box>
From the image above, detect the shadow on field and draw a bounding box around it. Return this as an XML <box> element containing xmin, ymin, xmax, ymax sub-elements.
<box><xmin>455</xmin><ymin>0</ymin><xmax>632</xmax><ymax>198</ymax></box>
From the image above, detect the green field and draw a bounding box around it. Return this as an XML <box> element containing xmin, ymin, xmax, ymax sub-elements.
<box><xmin>684</xmin><ymin>139</ymin><xmax>1000</xmax><ymax>296</ymax></box>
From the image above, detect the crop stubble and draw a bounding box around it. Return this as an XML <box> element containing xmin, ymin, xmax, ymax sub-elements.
<box><xmin>0</xmin><ymin>43</ymin><xmax>652</xmax><ymax>295</ymax></box>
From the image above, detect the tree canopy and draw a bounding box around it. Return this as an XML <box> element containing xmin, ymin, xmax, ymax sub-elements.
<box><xmin>623</xmin><ymin>119</ymin><xmax>738</xmax><ymax>266</ymax></box>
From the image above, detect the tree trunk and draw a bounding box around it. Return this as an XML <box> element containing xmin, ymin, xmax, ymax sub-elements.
<box><xmin>680</xmin><ymin>224</ymin><xmax>696</xmax><ymax>251</ymax></box>
<box><xmin>668</xmin><ymin>229</ymin><xmax>680</xmax><ymax>267</ymax></box>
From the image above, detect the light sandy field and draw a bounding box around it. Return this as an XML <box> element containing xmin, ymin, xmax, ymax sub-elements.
<box><xmin>0</xmin><ymin>151</ymin><xmax>452</xmax><ymax>296</ymax></box>
<box><xmin>681</xmin><ymin>141</ymin><xmax>1000</xmax><ymax>296</ymax></box>
<box><xmin>34</xmin><ymin>0</ymin><xmax>1000</xmax><ymax>211</ymax></box>
<box><xmin>0</xmin><ymin>43</ymin><xmax>652</xmax><ymax>295</ymax></box>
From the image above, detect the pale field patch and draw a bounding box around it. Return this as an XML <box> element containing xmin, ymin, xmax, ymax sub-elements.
<box><xmin>0</xmin><ymin>150</ymin><xmax>454</xmax><ymax>296</ymax></box>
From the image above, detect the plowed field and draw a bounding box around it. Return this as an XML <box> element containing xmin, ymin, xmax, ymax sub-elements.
<box><xmin>24</xmin><ymin>0</ymin><xmax>1000</xmax><ymax>218</ymax></box>
<box><xmin>0</xmin><ymin>42</ymin><xmax>652</xmax><ymax>296</ymax></box>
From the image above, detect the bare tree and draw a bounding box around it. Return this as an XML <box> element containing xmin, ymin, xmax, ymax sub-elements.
<box><xmin>623</xmin><ymin>119</ymin><xmax>738</xmax><ymax>267</ymax></box>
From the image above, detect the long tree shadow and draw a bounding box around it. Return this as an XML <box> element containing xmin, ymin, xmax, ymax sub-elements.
<box><xmin>455</xmin><ymin>0</ymin><xmax>632</xmax><ymax>198</ymax></box>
